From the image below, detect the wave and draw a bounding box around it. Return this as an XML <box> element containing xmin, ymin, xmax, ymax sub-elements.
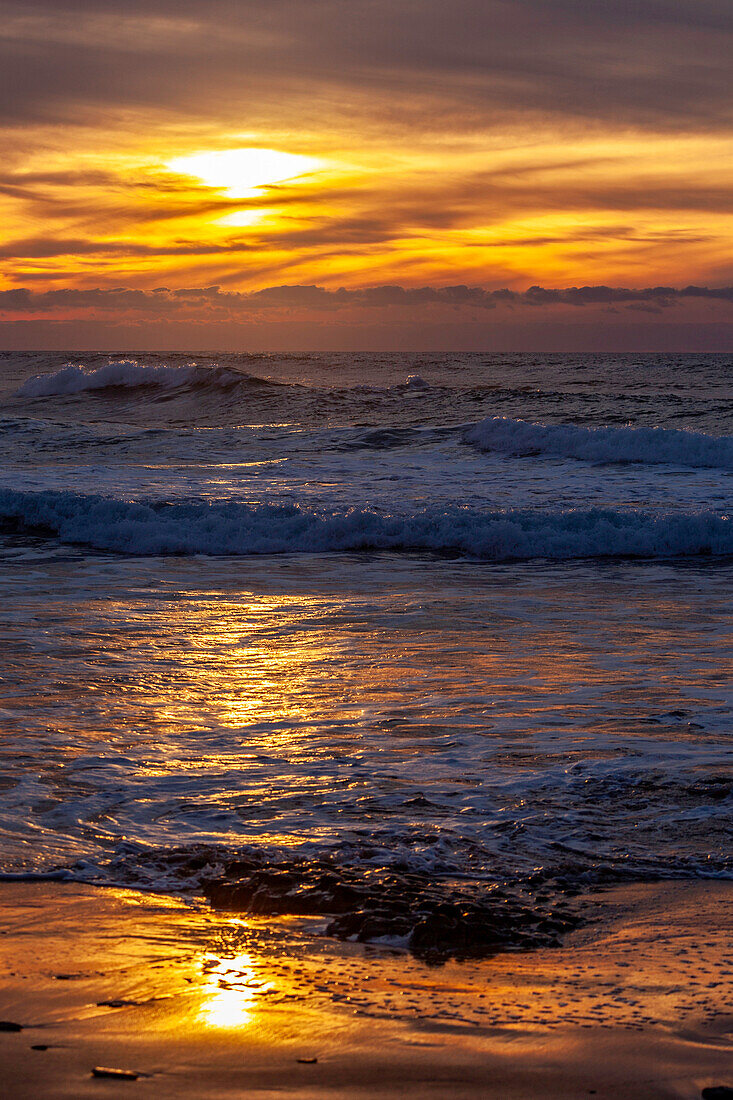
<box><xmin>404</xmin><ymin>374</ymin><xmax>430</xmax><ymax>390</ymax></box>
<box><xmin>1</xmin><ymin>488</ymin><xmax>731</xmax><ymax>560</ymax></box>
<box><xmin>465</xmin><ymin>417</ymin><xmax>733</xmax><ymax>470</ymax></box>
<box><xmin>13</xmin><ymin>359</ymin><xmax>267</xmax><ymax>398</ymax></box>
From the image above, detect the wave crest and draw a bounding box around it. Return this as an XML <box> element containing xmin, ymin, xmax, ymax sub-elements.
<box><xmin>13</xmin><ymin>359</ymin><xmax>255</xmax><ymax>398</ymax></box>
<box><xmin>1</xmin><ymin>489</ymin><xmax>731</xmax><ymax>560</ymax></box>
<box><xmin>465</xmin><ymin>417</ymin><xmax>733</xmax><ymax>470</ymax></box>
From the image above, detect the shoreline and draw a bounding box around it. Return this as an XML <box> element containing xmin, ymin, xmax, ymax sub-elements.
<box><xmin>1</xmin><ymin>880</ymin><xmax>732</xmax><ymax>1098</ymax></box>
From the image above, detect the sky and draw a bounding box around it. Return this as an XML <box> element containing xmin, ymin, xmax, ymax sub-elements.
<box><xmin>1</xmin><ymin>0</ymin><xmax>732</xmax><ymax>350</ymax></box>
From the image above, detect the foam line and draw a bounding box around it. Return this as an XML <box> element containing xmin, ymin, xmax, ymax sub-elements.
<box><xmin>465</xmin><ymin>416</ymin><xmax>733</xmax><ymax>470</ymax></box>
<box><xmin>1</xmin><ymin>488</ymin><xmax>730</xmax><ymax>560</ymax></box>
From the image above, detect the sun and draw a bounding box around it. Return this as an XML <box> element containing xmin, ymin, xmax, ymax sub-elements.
<box><xmin>167</xmin><ymin>147</ymin><xmax>320</xmax><ymax>197</ymax></box>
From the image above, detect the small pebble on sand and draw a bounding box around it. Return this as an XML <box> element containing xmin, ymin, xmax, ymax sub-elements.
<box><xmin>91</xmin><ymin>1067</ymin><xmax>140</xmax><ymax>1080</ymax></box>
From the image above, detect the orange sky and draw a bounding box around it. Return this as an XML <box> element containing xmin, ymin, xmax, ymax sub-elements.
<box><xmin>1</xmin><ymin>0</ymin><xmax>732</xmax><ymax>348</ymax></box>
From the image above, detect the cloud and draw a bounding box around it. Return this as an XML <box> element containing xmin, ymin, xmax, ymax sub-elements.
<box><xmin>0</xmin><ymin>1</ymin><xmax>731</xmax><ymax>133</ymax></box>
<box><xmin>1</xmin><ymin>282</ymin><xmax>732</xmax><ymax>319</ymax></box>
<box><xmin>0</xmin><ymin>236</ymin><xmax>262</xmax><ymax>259</ymax></box>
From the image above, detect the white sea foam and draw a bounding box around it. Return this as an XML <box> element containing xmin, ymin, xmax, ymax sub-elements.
<box><xmin>13</xmin><ymin>359</ymin><xmax>243</xmax><ymax>397</ymax></box>
<box><xmin>465</xmin><ymin>416</ymin><xmax>733</xmax><ymax>470</ymax></box>
<box><xmin>1</xmin><ymin>488</ymin><xmax>730</xmax><ymax>559</ymax></box>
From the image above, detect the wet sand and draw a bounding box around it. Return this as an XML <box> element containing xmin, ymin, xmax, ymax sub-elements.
<box><xmin>0</xmin><ymin>880</ymin><xmax>732</xmax><ymax>1098</ymax></box>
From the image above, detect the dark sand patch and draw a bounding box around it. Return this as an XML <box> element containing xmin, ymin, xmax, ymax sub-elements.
<box><xmin>202</xmin><ymin>852</ymin><xmax>581</xmax><ymax>960</ymax></box>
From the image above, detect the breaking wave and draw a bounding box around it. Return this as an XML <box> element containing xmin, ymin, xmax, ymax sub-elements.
<box><xmin>13</xmin><ymin>359</ymin><xmax>264</xmax><ymax>398</ymax></box>
<box><xmin>465</xmin><ymin>416</ymin><xmax>733</xmax><ymax>470</ymax></box>
<box><xmin>1</xmin><ymin>488</ymin><xmax>731</xmax><ymax>560</ymax></box>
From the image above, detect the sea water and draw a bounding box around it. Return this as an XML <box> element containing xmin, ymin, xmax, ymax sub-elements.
<box><xmin>0</xmin><ymin>352</ymin><xmax>731</xmax><ymax>950</ymax></box>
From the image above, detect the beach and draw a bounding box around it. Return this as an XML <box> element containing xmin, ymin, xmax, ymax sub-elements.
<box><xmin>1</xmin><ymin>880</ymin><xmax>733</xmax><ymax>1098</ymax></box>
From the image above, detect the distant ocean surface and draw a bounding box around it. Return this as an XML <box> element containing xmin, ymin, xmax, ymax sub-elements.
<box><xmin>0</xmin><ymin>351</ymin><xmax>731</xmax><ymax>953</ymax></box>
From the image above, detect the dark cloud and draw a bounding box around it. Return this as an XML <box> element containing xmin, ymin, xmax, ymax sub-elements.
<box><xmin>0</xmin><ymin>0</ymin><xmax>731</xmax><ymax>133</ymax></box>
<box><xmin>2</xmin><ymin>282</ymin><xmax>732</xmax><ymax>318</ymax></box>
<box><xmin>0</xmin><ymin>236</ymin><xmax>260</xmax><ymax>259</ymax></box>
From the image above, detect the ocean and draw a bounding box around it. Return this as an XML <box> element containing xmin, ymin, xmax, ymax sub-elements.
<box><xmin>0</xmin><ymin>351</ymin><xmax>731</xmax><ymax>958</ymax></box>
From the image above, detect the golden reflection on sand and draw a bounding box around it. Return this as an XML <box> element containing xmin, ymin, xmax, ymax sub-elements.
<box><xmin>198</xmin><ymin>949</ymin><xmax>273</xmax><ymax>1029</ymax></box>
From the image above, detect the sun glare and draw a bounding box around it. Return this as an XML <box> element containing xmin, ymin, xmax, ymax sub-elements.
<box><xmin>218</xmin><ymin>209</ymin><xmax>269</xmax><ymax>228</ymax></box>
<box><xmin>168</xmin><ymin>147</ymin><xmax>320</xmax><ymax>197</ymax></box>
